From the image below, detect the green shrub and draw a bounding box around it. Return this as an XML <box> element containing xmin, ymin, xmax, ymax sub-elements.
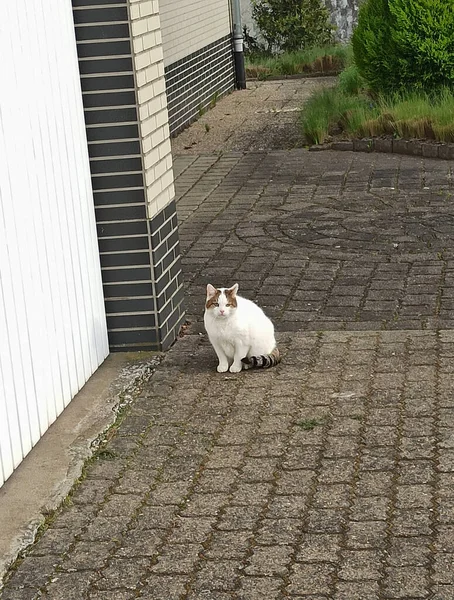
<box><xmin>352</xmin><ymin>0</ymin><xmax>454</xmax><ymax>94</ymax></box>
<box><xmin>251</xmin><ymin>0</ymin><xmax>335</xmax><ymax>54</ymax></box>
<box><xmin>390</xmin><ymin>0</ymin><xmax>454</xmax><ymax>92</ymax></box>
<box><xmin>338</xmin><ymin>64</ymin><xmax>365</xmax><ymax>95</ymax></box>
<box><xmin>351</xmin><ymin>0</ymin><xmax>397</xmax><ymax>93</ymax></box>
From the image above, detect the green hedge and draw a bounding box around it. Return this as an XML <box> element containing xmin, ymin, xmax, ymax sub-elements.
<box><xmin>352</xmin><ymin>0</ymin><xmax>454</xmax><ymax>94</ymax></box>
<box><xmin>251</xmin><ymin>0</ymin><xmax>334</xmax><ymax>54</ymax></box>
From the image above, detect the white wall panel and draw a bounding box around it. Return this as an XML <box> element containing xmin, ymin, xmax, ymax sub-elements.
<box><xmin>0</xmin><ymin>0</ymin><xmax>109</xmax><ymax>487</ymax></box>
<box><xmin>159</xmin><ymin>0</ymin><xmax>232</xmax><ymax>65</ymax></box>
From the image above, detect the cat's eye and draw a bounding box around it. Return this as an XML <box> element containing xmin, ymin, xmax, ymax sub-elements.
<box><xmin>213</xmin><ymin>302</ymin><xmax>219</xmax><ymax>307</ymax></box>
<box><xmin>226</xmin><ymin>303</ymin><xmax>232</xmax><ymax>307</ymax></box>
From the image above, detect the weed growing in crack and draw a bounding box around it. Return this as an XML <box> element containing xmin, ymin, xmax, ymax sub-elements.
<box><xmin>297</xmin><ymin>418</ymin><xmax>324</xmax><ymax>430</ymax></box>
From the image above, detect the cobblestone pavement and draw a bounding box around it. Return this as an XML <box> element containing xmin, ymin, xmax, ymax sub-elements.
<box><xmin>175</xmin><ymin>150</ymin><xmax>454</xmax><ymax>332</ymax></box>
<box><xmin>3</xmin><ymin>148</ymin><xmax>454</xmax><ymax>600</ymax></box>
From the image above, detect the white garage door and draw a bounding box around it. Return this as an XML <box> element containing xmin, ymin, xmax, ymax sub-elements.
<box><xmin>0</xmin><ymin>0</ymin><xmax>109</xmax><ymax>487</ymax></box>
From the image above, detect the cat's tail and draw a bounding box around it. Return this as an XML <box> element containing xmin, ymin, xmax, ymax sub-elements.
<box><xmin>241</xmin><ymin>347</ymin><xmax>281</xmax><ymax>370</ymax></box>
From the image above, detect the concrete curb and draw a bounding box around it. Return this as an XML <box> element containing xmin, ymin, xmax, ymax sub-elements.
<box><xmin>309</xmin><ymin>137</ymin><xmax>454</xmax><ymax>159</ymax></box>
<box><xmin>0</xmin><ymin>352</ymin><xmax>162</xmax><ymax>581</ymax></box>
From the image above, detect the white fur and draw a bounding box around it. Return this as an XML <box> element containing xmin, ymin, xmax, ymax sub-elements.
<box><xmin>204</xmin><ymin>284</ymin><xmax>277</xmax><ymax>373</ymax></box>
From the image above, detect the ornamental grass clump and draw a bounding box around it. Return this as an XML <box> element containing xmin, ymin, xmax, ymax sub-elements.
<box><xmin>301</xmin><ymin>87</ymin><xmax>454</xmax><ymax>145</ymax></box>
<box><xmin>245</xmin><ymin>45</ymin><xmax>350</xmax><ymax>79</ymax></box>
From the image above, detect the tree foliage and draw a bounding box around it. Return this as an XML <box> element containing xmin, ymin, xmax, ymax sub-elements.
<box><xmin>352</xmin><ymin>0</ymin><xmax>454</xmax><ymax>94</ymax></box>
<box><xmin>251</xmin><ymin>0</ymin><xmax>335</xmax><ymax>54</ymax></box>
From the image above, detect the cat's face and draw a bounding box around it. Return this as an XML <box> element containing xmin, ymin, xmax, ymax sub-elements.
<box><xmin>205</xmin><ymin>283</ymin><xmax>238</xmax><ymax>319</ymax></box>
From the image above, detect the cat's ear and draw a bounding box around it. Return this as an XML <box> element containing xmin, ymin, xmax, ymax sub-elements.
<box><xmin>227</xmin><ymin>283</ymin><xmax>239</xmax><ymax>296</ymax></box>
<box><xmin>206</xmin><ymin>284</ymin><xmax>217</xmax><ymax>298</ymax></box>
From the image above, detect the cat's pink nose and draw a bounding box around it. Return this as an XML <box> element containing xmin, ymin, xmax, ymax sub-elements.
<box><xmin>220</xmin><ymin>309</ymin><xmax>225</xmax><ymax>315</ymax></box>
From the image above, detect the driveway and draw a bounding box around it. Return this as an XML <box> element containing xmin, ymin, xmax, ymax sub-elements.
<box><xmin>2</xmin><ymin>81</ymin><xmax>454</xmax><ymax>600</ymax></box>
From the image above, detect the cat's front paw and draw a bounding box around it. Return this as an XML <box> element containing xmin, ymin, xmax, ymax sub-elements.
<box><xmin>229</xmin><ymin>363</ymin><xmax>243</xmax><ymax>373</ymax></box>
<box><xmin>217</xmin><ymin>363</ymin><xmax>229</xmax><ymax>373</ymax></box>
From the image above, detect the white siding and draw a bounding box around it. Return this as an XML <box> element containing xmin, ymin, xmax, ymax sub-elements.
<box><xmin>159</xmin><ymin>0</ymin><xmax>231</xmax><ymax>66</ymax></box>
<box><xmin>0</xmin><ymin>0</ymin><xmax>109</xmax><ymax>487</ymax></box>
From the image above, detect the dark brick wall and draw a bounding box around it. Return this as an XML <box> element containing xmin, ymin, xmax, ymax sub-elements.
<box><xmin>149</xmin><ymin>200</ymin><xmax>185</xmax><ymax>352</ymax></box>
<box><xmin>72</xmin><ymin>0</ymin><xmax>185</xmax><ymax>352</ymax></box>
<box><xmin>165</xmin><ymin>35</ymin><xmax>235</xmax><ymax>136</ymax></box>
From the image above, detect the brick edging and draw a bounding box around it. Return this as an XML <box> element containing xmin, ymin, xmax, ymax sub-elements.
<box><xmin>309</xmin><ymin>138</ymin><xmax>454</xmax><ymax>160</ymax></box>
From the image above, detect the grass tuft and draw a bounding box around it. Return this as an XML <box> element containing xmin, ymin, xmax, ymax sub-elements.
<box><xmin>297</xmin><ymin>418</ymin><xmax>324</xmax><ymax>431</ymax></box>
<box><xmin>301</xmin><ymin>84</ymin><xmax>454</xmax><ymax>145</ymax></box>
<box><xmin>338</xmin><ymin>64</ymin><xmax>365</xmax><ymax>95</ymax></box>
<box><xmin>246</xmin><ymin>44</ymin><xmax>351</xmax><ymax>79</ymax></box>
<box><xmin>301</xmin><ymin>87</ymin><xmax>375</xmax><ymax>144</ymax></box>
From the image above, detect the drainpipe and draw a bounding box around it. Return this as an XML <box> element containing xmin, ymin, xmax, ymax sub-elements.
<box><xmin>231</xmin><ymin>0</ymin><xmax>247</xmax><ymax>89</ymax></box>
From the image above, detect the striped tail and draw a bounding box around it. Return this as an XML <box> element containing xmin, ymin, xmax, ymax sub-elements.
<box><xmin>241</xmin><ymin>347</ymin><xmax>281</xmax><ymax>370</ymax></box>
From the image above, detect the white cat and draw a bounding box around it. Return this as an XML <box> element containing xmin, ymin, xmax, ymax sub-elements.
<box><xmin>204</xmin><ymin>283</ymin><xmax>280</xmax><ymax>373</ymax></box>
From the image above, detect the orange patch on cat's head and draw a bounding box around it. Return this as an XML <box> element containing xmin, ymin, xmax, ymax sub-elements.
<box><xmin>225</xmin><ymin>284</ymin><xmax>238</xmax><ymax>308</ymax></box>
<box><xmin>206</xmin><ymin>284</ymin><xmax>221</xmax><ymax>309</ymax></box>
